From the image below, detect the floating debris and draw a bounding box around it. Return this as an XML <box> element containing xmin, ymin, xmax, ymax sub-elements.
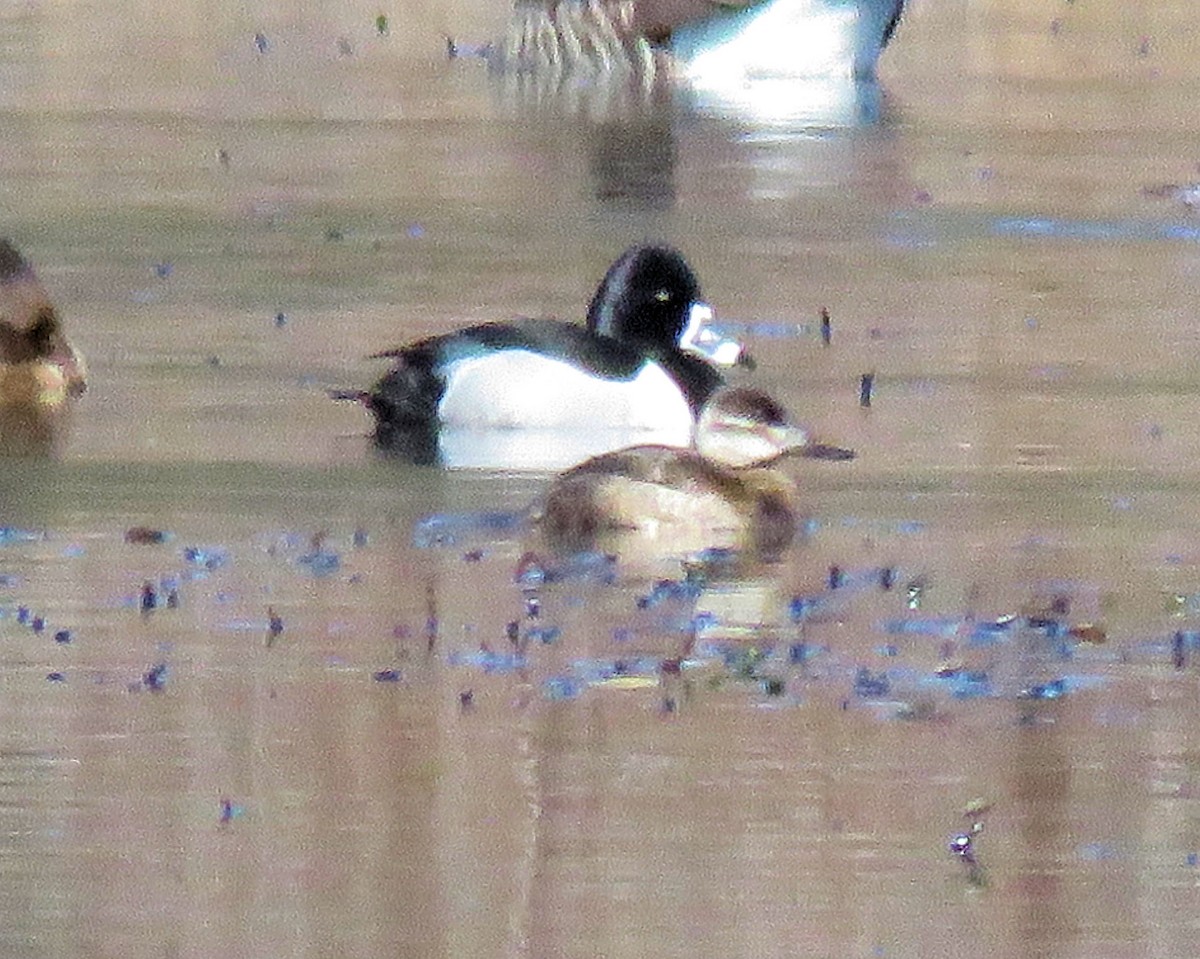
<box><xmin>1069</xmin><ymin>622</ymin><xmax>1107</xmax><ymax>644</ymax></box>
<box><xmin>788</xmin><ymin>642</ymin><xmax>811</xmax><ymax>664</ymax></box>
<box><xmin>940</xmin><ymin>669</ymin><xmax>992</xmax><ymax>699</ymax></box>
<box><xmin>142</xmin><ymin>663</ymin><xmax>169</xmax><ymax>692</ymax></box>
<box><xmin>183</xmin><ymin>546</ymin><xmax>229</xmax><ymax>571</ymax></box>
<box><xmin>1019</xmin><ymin>677</ymin><xmax>1067</xmax><ymax>701</ymax></box>
<box><xmin>949</xmin><ymin>831</ymin><xmax>982</xmax><ymax>883</ymax></box>
<box><xmin>297</xmin><ymin>546</ymin><xmax>340</xmax><ymax>577</ymax></box>
<box><xmin>853</xmin><ymin>667</ymin><xmax>891</xmax><ymax>699</ymax></box>
<box><xmin>526</xmin><ymin>626</ymin><xmax>560</xmax><ymax>645</ymax></box>
<box><xmin>859</xmin><ymin>372</ymin><xmax>874</xmax><ymax>408</ymax></box>
<box><xmin>970</xmin><ymin>614</ymin><xmax>1018</xmax><ymax>644</ymax></box>
<box><xmin>637</xmin><ymin>577</ymin><xmax>702</xmax><ymax>610</ymax></box>
<box><xmin>125</xmin><ymin>526</ymin><xmax>170</xmax><ymax>545</ymax></box>
<box><xmin>789</xmin><ymin>594</ymin><xmax>825</xmax><ymax>621</ymax></box>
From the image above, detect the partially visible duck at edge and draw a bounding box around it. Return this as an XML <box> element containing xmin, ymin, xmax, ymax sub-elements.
<box><xmin>664</xmin><ymin>0</ymin><xmax>906</xmax><ymax>84</ymax></box>
<box><xmin>539</xmin><ymin>385</ymin><xmax>854</xmax><ymax>561</ymax></box>
<box><xmin>468</xmin><ymin>0</ymin><xmax>906</xmax><ymax>85</ymax></box>
<box><xmin>349</xmin><ymin>243</ymin><xmax>749</xmax><ymax>470</ymax></box>
<box><xmin>0</xmin><ymin>240</ymin><xmax>87</xmax><ymax>409</ymax></box>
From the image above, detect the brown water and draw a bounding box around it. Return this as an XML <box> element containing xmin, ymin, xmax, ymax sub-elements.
<box><xmin>4</xmin><ymin>0</ymin><xmax>1200</xmax><ymax>956</ymax></box>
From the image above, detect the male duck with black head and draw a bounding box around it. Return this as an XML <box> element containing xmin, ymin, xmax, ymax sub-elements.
<box><xmin>0</xmin><ymin>240</ymin><xmax>87</xmax><ymax>452</ymax></box>
<box><xmin>540</xmin><ymin>385</ymin><xmax>853</xmax><ymax>563</ymax></box>
<box><xmin>358</xmin><ymin>244</ymin><xmax>748</xmax><ymax>470</ymax></box>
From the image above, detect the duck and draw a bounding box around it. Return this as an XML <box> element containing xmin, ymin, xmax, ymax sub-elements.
<box><xmin>478</xmin><ymin>0</ymin><xmax>905</xmax><ymax>85</ymax></box>
<box><xmin>0</xmin><ymin>240</ymin><xmax>87</xmax><ymax>408</ymax></box>
<box><xmin>539</xmin><ymin>385</ymin><xmax>854</xmax><ymax>559</ymax></box>
<box><xmin>354</xmin><ymin>243</ymin><xmax>748</xmax><ymax>470</ymax></box>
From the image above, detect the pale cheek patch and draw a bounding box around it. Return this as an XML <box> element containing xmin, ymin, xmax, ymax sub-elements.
<box><xmin>0</xmin><ymin>362</ymin><xmax>69</xmax><ymax>407</ymax></box>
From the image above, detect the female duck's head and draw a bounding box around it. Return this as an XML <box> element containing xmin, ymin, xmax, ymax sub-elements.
<box><xmin>695</xmin><ymin>386</ymin><xmax>854</xmax><ymax>468</ymax></box>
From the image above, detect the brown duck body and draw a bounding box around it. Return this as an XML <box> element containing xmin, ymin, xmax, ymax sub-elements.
<box><xmin>543</xmin><ymin>444</ymin><xmax>798</xmax><ymax>556</ymax></box>
<box><xmin>539</xmin><ymin>387</ymin><xmax>853</xmax><ymax>560</ymax></box>
<box><xmin>0</xmin><ymin>240</ymin><xmax>86</xmax><ymax>408</ymax></box>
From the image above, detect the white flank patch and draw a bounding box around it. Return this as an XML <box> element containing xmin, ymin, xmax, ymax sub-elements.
<box><xmin>435</xmin><ymin>350</ymin><xmax>694</xmax><ymax>471</ymax></box>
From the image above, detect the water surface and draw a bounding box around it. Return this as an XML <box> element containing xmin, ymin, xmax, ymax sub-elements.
<box><xmin>4</xmin><ymin>0</ymin><xmax>1200</xmax><ymax>956</ymax></box>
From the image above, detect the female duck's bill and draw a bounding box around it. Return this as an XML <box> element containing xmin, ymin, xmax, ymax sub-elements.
<box><xmin>0</xmin><ymin>240</ymin><xmax>87</xmax><ymax>409</ymax></box>
<box><xmin>358</xmin><ymin>244</ymin><xmax>749</xmax><ymax>471</ymax></box>
<box><xmin>539</xmin><ymin>385</ymin><xmax>853</xmax><ymax>561</ymax></box>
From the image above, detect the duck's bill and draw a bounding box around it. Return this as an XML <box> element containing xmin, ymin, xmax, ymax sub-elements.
<box><xmin>800</xmin><ymin>442</ymin><xmax>856</xmax><ymax>461</ymax></box>
<box><xmin>678</xmin><ymin>303</ymin><xmax>754</xmax><ymax>368</ymax></box>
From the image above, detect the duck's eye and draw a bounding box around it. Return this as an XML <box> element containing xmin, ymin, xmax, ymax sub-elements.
<box><xmin>654</xmin><ymin>288</ymin><xmax>671</xmax><ymax>302</ymax></box>
<box><xmin>28</xmin><ymin>308</ymin><xmax>58</xmax><ymax>354</ymax></box>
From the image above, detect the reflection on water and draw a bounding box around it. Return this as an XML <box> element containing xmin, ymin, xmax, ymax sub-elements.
<box><xmin>5</xmin><ymin>0</ymin><xmax>1200</xmax><ymax>956</ymax></box>
<box><xmin>680</xmin><ymin>74</ymin><xmax>888</xmax><ymax>126</ymax></box>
